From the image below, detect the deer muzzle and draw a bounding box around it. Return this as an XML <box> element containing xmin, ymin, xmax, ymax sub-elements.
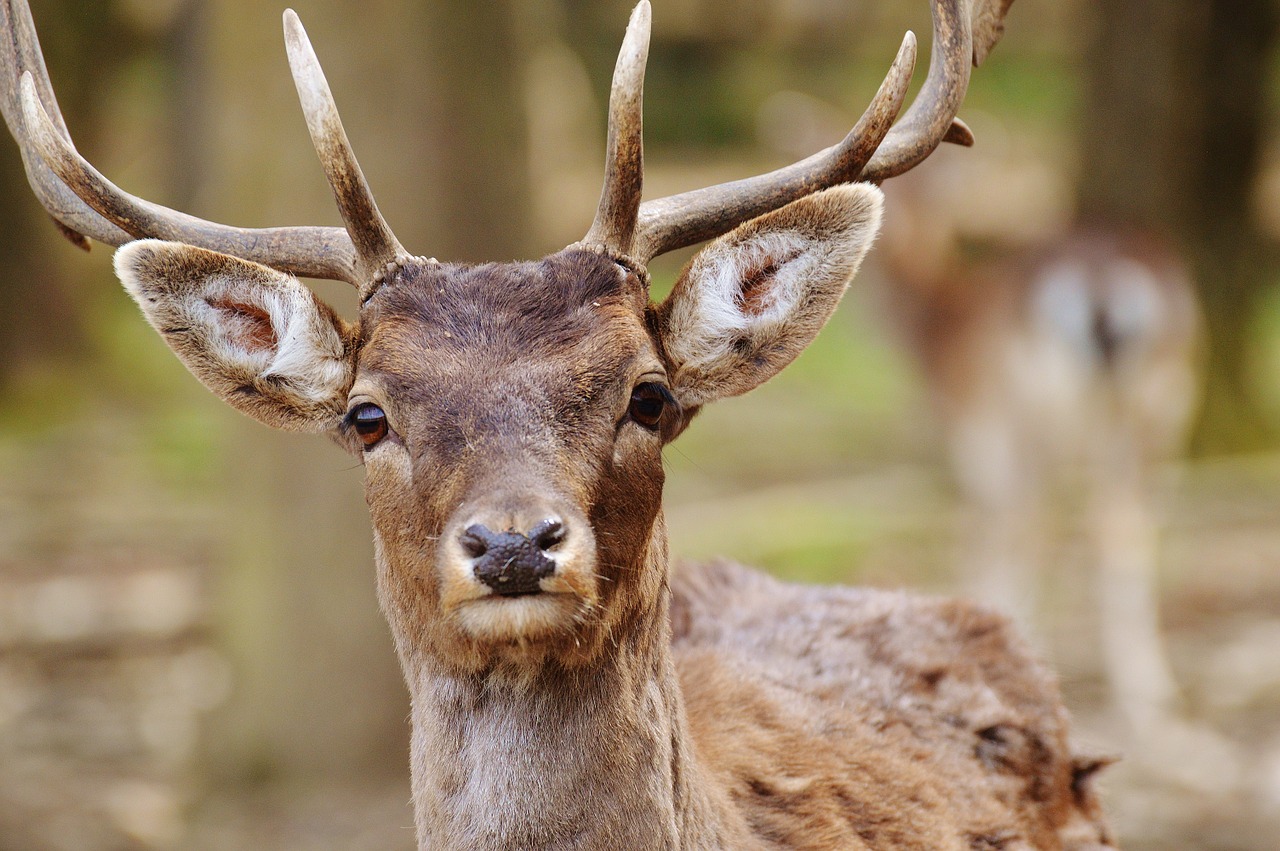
<box><xmin>436</xmin><ymin>485</ymin><xmax>600</xmax><ymax>643</ymax></box>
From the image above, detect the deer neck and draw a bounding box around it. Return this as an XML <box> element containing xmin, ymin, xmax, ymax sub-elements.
<box><xmin>392</xmin><ymin>514</ymin><xmax>728</xmax><ymax>850</ymax></box>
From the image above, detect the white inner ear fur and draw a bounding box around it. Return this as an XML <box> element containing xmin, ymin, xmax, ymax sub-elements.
<box><xmin>113</xmin><ymin>240</ymin><xmax>352</xmax><ymax>430</ymax></box>
<box><xmin>196</xmin><ymin>274</ymin><xmax>348</xmax><ymax>404</ymax></box>
<box><xmin>665</xmin><ymin>229</ymin><xmax>823</xmax><ymax>373</ymax></box>
<box><xmin>660</xmin><ymin>183</ymin><xmax>883</xmax><ymax>406</ymax></box>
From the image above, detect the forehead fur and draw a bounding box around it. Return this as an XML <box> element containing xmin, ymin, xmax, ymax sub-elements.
<box><xmin>356</xmin><ymin>249</ymin><xmax>651</xmax><ymax>380</ymax></box>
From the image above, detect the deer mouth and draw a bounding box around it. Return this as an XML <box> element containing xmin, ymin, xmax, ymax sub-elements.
<box><xmin>453</xmin><ymin>590</ymin><xmax>595</xmax><ymax>644</ymax></box>
<box><xmin>439</xmin><ymin>532</ymin><xmax>602</xmax><ymax>645</ymax></box>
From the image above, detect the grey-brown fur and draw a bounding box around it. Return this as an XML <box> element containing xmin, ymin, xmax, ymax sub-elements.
<box><xmin>672</xmin><ymin>559</ymin><xmax>1115</xmax><ymax>849</ymax></box>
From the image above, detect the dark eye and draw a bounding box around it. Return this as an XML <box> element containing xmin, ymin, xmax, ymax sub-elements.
<box><xmin>628</xmin><ymin>383</ymin><xmax>669</xmax><ymax>431</ymax></box>
<box><xmin>350</xmin><ymin>403</ymin><xmax>389</xmax><ymax>448</ymax></box>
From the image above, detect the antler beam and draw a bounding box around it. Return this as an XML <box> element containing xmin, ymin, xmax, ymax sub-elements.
<box><xmin>16</xmin><ymin>72</ymin><xmax>361</xmax><ymax>281</ymax></box>
<box><xmin>631</xmin><ymin>30</ymin><xmax>917</xmax><ymax>262</ymax></box>
<box><xmin>859</xmin><ymin>0</ymin><xmax>972</xmax><ymax>182</ymax></box>
<box><xmin>582</xmin><ymin>0</ymin><xmax>979</xmax><ymax>266</ymax></box>
<box><xmin>0</xmin><ymin>0</ymin><xmax>411</xmax><ymax>287</ymax></box>
<box><xmin>2</xmin><ymin>0</ymin><xmax>130</xmax><ymax>250</ymax></box>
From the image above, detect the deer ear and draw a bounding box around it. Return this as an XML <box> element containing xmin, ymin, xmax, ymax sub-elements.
<box><xmin>114</xmin><ymin>240</ymin><xmax>355</xmax><ymax>432</ymax></box>
<box><xmin>654</xmin><ymin>183</ymin><xmax>882</xmax><ymax>407</ymax></box>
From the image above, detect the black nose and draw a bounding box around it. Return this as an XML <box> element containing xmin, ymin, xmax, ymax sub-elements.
<box><xmin>460</xmin><ymin>520</ymin><xmax>563</xmax><ymax>596</ymax></box>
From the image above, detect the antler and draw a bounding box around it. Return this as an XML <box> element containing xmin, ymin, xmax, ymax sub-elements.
<box><xmin>0</xmin><ymin>0</ymin><xmax>406</xmax><ymax>288</ymax></box>
<box><xmin>583</xmin><ymin>0</ymin><xmax>988</xmax><ymax>266</ymax></box>
<box><xmin>282</xmin><ymin>10</ymin><xmax>408</xmax><ymax>288</ymax></box>
<box><xmin>581</xmin><ymin>0</ymin><xmax>651</xmax><ymax>257</ymax></box>
<box><xmin>1</xmin><ymin>0</ymin><xmax>117</xmax><ymax>251</ymax></box>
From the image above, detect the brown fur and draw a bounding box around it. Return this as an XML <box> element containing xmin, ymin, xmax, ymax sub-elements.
<box><xmin>673</xmin><ymin>559</ymin><xmax>1114</xmax><ymax>849</ymax></box>
<box><xmin>109</xmin><ymin>186</ymin><xmax>1114</xmax><ymax>849</ymax></box>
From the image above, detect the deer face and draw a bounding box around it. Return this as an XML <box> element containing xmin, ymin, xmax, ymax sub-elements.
<box><xmin>349</xmin><ymin>250</ymin><xmax>669</xmax><ymax>669</ymax></box>
<box><xmin>111</xmin><ymin>185</ymin><xmax>882</xmax><ymax>671</ymax></box>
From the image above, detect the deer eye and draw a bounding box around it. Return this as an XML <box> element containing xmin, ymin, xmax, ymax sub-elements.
<box><xmin>628</xmin><ymin>383</ymin><xmax>670</xmax><ymax>431</ymax></box>
<box><xmin>350</xmin><ymin>403</ymin><xmax>389</xmax><ymax>447</ymax></box>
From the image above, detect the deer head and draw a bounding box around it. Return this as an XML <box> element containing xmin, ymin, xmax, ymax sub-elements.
<box><xmin>2</xmin><ymin>0</ymin><xmax>975</xmax><ymax>673</ymax></box>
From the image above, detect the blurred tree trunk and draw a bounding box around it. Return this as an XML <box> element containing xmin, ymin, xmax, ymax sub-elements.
<box><xmin>0</xmin><ymin>133</ymin><xmax>70</xmax><ymax>383</ymax></box>
<box><xmin>1076</xmin><ymin>0</ymin><xmax>1191</xmax><ymax>231</ymax></box>
<box><xmin>1182</xmin><ymin>0</ymin><xmax>1279</xmax><ymax>453</ymax></box>
<box><xmin>1078</xmin><ymin>0</ymin><xmax>1280</xmax><ymax>454</ymax></box>
<box><xmin>410</xmin><ymin>0</ymin><xmax>535</xmax><ymax>261</ymax></box>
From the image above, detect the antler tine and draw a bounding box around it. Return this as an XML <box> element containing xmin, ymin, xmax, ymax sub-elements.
<box><xmin>283</xmin><ymin>9</ymin><xmax>407</xmax><ymax>290</ymax></box>
<box><xmin>860</xmin><ymin>0</ymin><xmax>971</xmax><ymax>182</ymax></box>
<box><xmin>2</xmin><ymin>0</ymin><xmax>362</xmax><ymax>282</ymax></box>
<box><xmin>1</xmin><ymin>0</ymin><xmax>126</xmax><ymax>249</ymax></box>
<box><xmin>632</xmin><ymin>30</ymin><xmax>916</xmax><ymax>264</ymax></box>
<box><xmin>580</xmin><ymin>0</ymin><xmax>651</xmax><ymax>259</ymax></box>
<box><xmin>627</xmin><ymin>0</ymin><xmax>974</xmax><ymax>265</ymax></box>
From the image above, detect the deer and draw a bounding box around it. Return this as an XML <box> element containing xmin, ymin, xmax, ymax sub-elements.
<box><xmin>1</xmin><ymin>0</ymin><xmax>1117</xmax><ymax>847</ymax></box>
<box><xmin>881</xmin><ymin>172</ymin><xmax>1205</xmax><ymax>756</ymax></box>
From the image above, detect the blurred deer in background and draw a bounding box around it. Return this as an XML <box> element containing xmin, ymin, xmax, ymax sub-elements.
<box><xmin>2</xmin><ymin>0</ymin><xmax>1118</xmax><ymax>847</ymax></box>
<box><xmin>881</xmin><ymin>174</ymin><xmax>1204</xmax><ymax>743</ymax></box>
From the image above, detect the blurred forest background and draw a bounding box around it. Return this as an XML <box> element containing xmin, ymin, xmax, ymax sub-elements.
<box><xmin>2</xmin><ymin>0</ymin><xmax>1280</xmax><ymax>848</ymax></box>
